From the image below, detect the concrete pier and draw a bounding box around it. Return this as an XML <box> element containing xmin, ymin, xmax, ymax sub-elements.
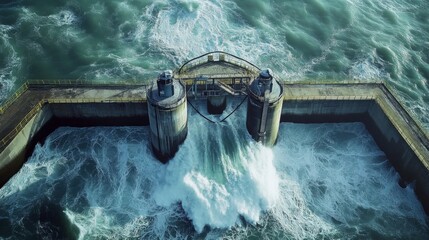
<box><xmin>147</xmin><ymin>71</ymin><xmax>188</xmax><ymax>162</ymax></box>
<box><xmin>246</xmin><ymin>69</ymin><xmax>284</xmax><ymax>145</ymax></box>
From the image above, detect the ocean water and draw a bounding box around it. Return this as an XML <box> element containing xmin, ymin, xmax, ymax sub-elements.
<box><xmin>1</xmin><ymin>0</ymin><xmax>429</xmax><ymax>239</ymax></box>
<box><xmin>0</xmin><ymin>0</ymin><xmax>428</xmax><ymax>127</ymax></box>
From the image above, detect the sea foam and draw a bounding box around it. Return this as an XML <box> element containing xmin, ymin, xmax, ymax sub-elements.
<box><xmin>0</xmin><ymin>103</ymin><xmax>427</xmax><ymax>239</ymax></box>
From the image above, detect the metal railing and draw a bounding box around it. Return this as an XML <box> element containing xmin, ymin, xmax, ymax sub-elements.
<box><xmin>47</xmin><ymin>97</ymin><xmax>146</xmax><ymax>104</ymax></box>
<box><xmin>0</xmin><ymin>80</ymin><xmax>149</xmax><ymax>114</ymax></box>
<box><xmin>282</xmin><ymin>79</ymin><xmax>384</xmax><ymax>85</ymax></box>
<box><xmin>281</xmin><ymin>79</ymin><xmax>429</xmax><ymax>139</ymax></box>
<box><xmin>0</xmin><ymin>99</ymin><xmax>46</xmax><ymax>149</ymax></box>
<box><xmin>27</xmin><ymin>79</ymin><xmax>147</xmax><ymax>86</ymax></box>
<box><xmin>0</xmin><ymin>78</ymin><xmax>386</xmax><ymax>115</ymax></box>
<box><xmin>0</xmin><ymin>83</ymin><xmax>29</xmax><ymax>114</ymax></box>
<box><xmin>283</xmin><ymin>95</ymin><xmax>376</xmax><ymax>101</ymax></box>
<box><xmin>382</xmin><ymin>83</ymin><xmax>429</xmax><ymax>142</ymax></box>
<box><xmin>177</xmin><ymin>51</ymin><xmax>260</xmax><ymax>75</ymax></box>
<box><xmin>178</xmin><ymin>73</ymin><xmax>256</xmax><ymax>81</ymax></box>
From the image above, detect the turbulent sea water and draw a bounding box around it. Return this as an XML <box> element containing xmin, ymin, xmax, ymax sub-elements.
<box><xmin>1</xmin><ymin>0</ymin><xmax>429</xmax><ymax>239</ymax></box>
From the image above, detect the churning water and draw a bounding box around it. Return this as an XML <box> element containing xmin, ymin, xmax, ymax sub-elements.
<box><xmin>0</xmin><ymin>102</ymin><xmax>428</xmax><ymax>239</ymax></box>
<box><xmin>1</xmin><ymin>0</ymin><xmax>429</xmax><ymax>239</ymax></box>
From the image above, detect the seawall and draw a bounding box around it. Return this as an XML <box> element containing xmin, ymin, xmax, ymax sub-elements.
<box><xmin>0</xmin><ymin>82</ymin><xmax>428</xmax><ymax>213</ymax></box>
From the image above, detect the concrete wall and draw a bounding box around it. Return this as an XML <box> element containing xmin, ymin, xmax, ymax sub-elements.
<box><xmin>247</xmin><ymin>96</ymin><xmax>283</xmax><ymax>145</ymax></box>
<box><xmin>365</xmin><ymin>102</ymin><xmax>429</xmax><ymax>213</ymax></box>
<box><xmin>50</xmin><ymin>102</ymin><xmax>149</xmax><ymax>126</ymax></box>
<box><xmin>0</xmin><ymin>105</ymin><xmax>53</xmax><ymax>186</ymax></box>
<box><xmin>281</xmin><ymin>100</ymin><xmax>371</xmax><ymax>123</ymax></box>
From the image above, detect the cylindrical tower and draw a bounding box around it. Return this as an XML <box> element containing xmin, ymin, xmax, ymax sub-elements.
<box><xmin>246</xmin><ymin>69</ymin><xmax>284</xmax><ymax>146</ymax></box>
<box><xmin>147</xmin><ymin>70</ymin><xmax>188</xmax><ymax>162</ymax></box>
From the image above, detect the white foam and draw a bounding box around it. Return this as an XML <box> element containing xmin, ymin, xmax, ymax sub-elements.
<box><xmin>0</xmin><ymin>24</ymin><xmax>20</xmax><ymax>102</ymax></box>
<box><xmin>152</xmin><ymin>106</ymin><xmax>280</xmax><ymax>232</ymax></box>
<box><xmin>145</xmin><ymin>0</ymin><xmax>283</xmax><ymax>67</ymax></box>
<box><xmin>0</xmin><ymin>113</ymin><xmax>427</xmax><ymax>238</ymax></box>
<box><xmin>65</xmin><ymin>207</ymin><xmax>118</xmax><ymax>240</ymax></box>
<box><xmin>48</xmin><ymin>10</ymin><xmax>78</xmax><ymax>26</ymax></box>
<box><xmin>349</xmin><ymin>58</ymin><xmax>386</xmax><ymax>80</ymax></box>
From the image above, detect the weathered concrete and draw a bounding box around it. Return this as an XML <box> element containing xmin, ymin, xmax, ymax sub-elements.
<box><xmin>247</xmin><ymin>72</ymin><xmax>284</xmax><ymax>145</ymax></box>
<box><xmin>147</xmin><ymin>80</ymin><xmax>188</xmax><ymax>162</ymax></box>
<box><xmin>282</xmin><ymin>100</ymin><xmax>371</xmax><ymax>123</ymax></box>
<box><xmin>207</xmin><ymin>95</ymin><xmax>227</xmax><ymax>114</ymax></box>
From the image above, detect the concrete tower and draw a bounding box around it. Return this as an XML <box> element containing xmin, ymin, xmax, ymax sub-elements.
<box><xmin>147</xmin><ymin>70</ymin><xmax>188</xmax><ymax>162</ymax></box>
<box><xmin>207</xmin><ymin>95</ymin><xmax>227</xmax><ymax>114</ymax></box>
<box><xmin>246</xmin><ymin>69</ymin><xmax>284</xmax><ymax>145</ymax></box>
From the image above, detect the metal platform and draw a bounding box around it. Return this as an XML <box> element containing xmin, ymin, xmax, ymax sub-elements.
<box><xmin>176</xmin><ymin>51</ymin><xmax>260</xmax><ymax>98</ymax></box>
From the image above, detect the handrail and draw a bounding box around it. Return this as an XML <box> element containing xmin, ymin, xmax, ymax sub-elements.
<box><xmin>28</xmin><ymin>79</ymin><xmax>148</xmax><ymax>86</ymax></box>
<box><xmin>382</xmin><ymin>82</ymin><xmax>429</xmax><ymax>143</ymax></box>
<box><xmin>0</xmin><ymin>99</ymin><xmax>46</xmax><ymax>150</ymax></box>
<box><xmin>178</xmin><ymin>73</ymin><xmax>255</xmax><ymax>80</ymax></box>
<box><xmin>283</xmin><ymin>95</ymin><xmax>375</xmax><ymax>100</ymax></box>
<box><xmin>177</xmin><ymin>51</ymin><xmax>261</xmax><ymax>74</ymax></box>
<box><xmin>376</xmin><ymin>96</ymin><xmax>428</xmax><ymax>167</ymax></box>
<box><xmin>0</xmin><ymin>80</ymin><xmax>150</xmax><ymax>115</ymax></box>
<box><xmin>282</xmin><ymin>79</ymin><xmax>384</xmax><ymax>85</ymax></box>
<box><xmin>0</xmin><ymin>83</ymin><xmax>29</xmax><ymax>114</ymax></box>
<box><xmin>47</xmin><ymin>97</ymin><xmax>146</xmax><ymax>104</ymax></box>
<box><xmin>0</xmin><ymin>79</ymin><xmax>385</xmax><ymax>115</ymax></box>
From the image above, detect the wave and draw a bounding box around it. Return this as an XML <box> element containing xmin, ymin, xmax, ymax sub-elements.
<box><xmin>0</xmin><ymin>103</ymin><xmax>427</xmax><ymax>239</ymax></box>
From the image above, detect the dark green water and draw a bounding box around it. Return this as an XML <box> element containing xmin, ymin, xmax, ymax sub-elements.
<box><xmin>1</xmin><ymin>0</ymin><xmax>429</xmax><ymax>239</ymax></box>
<box><xmin>1</xmin><ymin>0</ymin><xmax>428</xmax><ymax>129</ymax></box>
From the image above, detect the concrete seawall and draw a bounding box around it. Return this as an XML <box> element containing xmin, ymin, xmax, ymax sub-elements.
<box><xmin>0</xmin><ymin>82</ymin><xmax>428</xmax><ymax>213</ymax></box>
<box><xmin>50</xmin><ymin>102</ymin><xmax>148</xmax><ymax>126</ymax></box>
